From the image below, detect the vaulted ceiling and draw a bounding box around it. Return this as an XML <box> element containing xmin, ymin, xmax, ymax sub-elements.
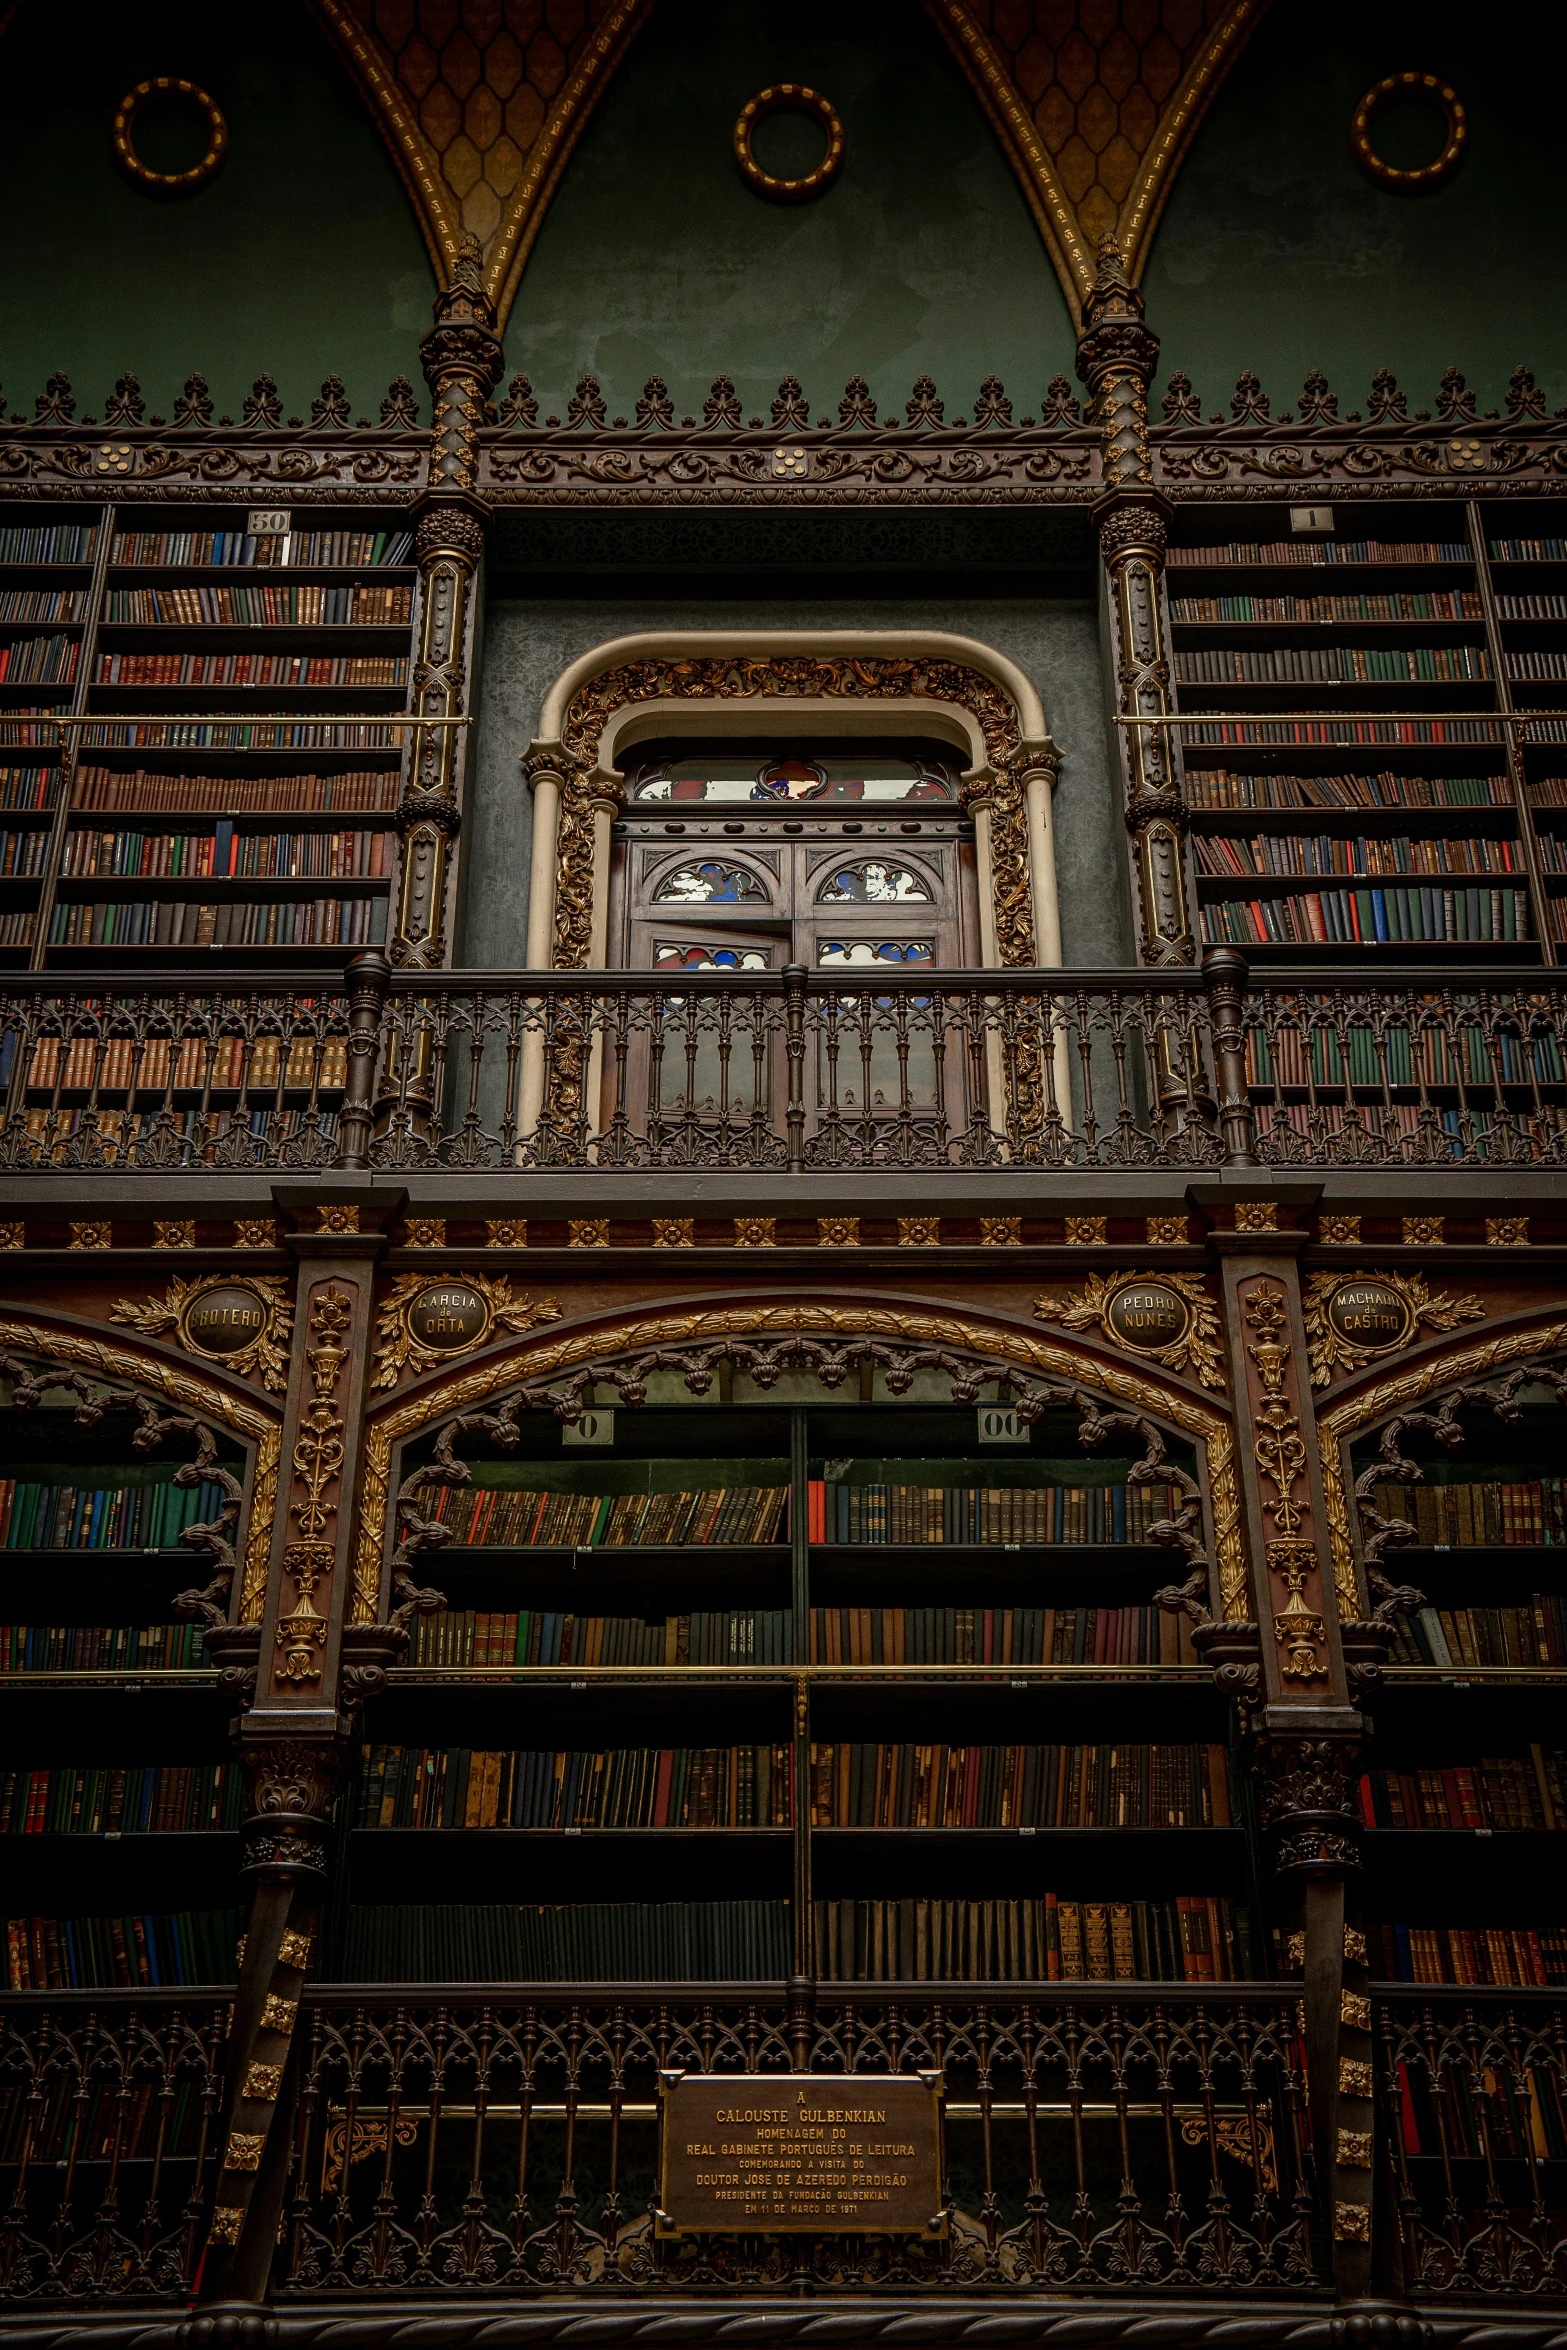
<box><xmin>310</xmin><ymin>0</ymin><xmax>1268</xmax><ymax>329</ymax></box>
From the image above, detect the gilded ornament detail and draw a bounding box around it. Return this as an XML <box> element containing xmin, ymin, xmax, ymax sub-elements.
<box><xmin>111</xmin><ymin>1274</ymin><xmax>294</xmax><ymax>1391</ymax></box>
<box><xmin>1302</xmin><ymin>1269</ymin><xmax>1484</xmax><ymax>1387</ymax></box>
<box><xmin>1037</xmin><ymin>1269</ymin><xmax>1223</xmax><ymax>1390</ymax></box>
<box><xmin>372</xmin><ymin>1273</ymin><xmax>561</xmax><ymax>1388</ymax></box>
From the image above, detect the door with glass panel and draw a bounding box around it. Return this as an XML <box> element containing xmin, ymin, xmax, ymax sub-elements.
<box><xmin>615</xmin><ymin>750</ymin><xmax>977</xmax><ymax>1160</ymax></box>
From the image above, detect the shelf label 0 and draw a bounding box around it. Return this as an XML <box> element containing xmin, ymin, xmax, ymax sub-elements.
<box><xmin>977</xmin><ymin>1405</ymin><xmax>1026</xmax><ymax>1443</ymax></box>
<box><xmin>658</xmin><ymin>2071</ymin><xmax>944</xmax><ymax>2236</ymax></box>
<box><xmin>564</xmin><ymin>1407</ymin><xmax>615</xmax><ymax>1446</ymax></box>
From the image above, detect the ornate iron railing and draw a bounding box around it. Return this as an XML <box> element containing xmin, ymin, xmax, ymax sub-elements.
<box><xmin>0</xmin><ymin>955</ymin><xmax>1563</xmax><ymax>1174</ymax></box>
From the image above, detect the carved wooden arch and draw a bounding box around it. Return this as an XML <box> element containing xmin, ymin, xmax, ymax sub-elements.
<box><xmin>0</xmin><ymin>1311</ymin><xmax>282</xmax><ymax>1620</ymax></box>
<box><xmin>921</xmin><ymin>0</ymin><xmax>1270</xmax><ymax>327</ymax></box>
<box><xmin>522</xmin><ymin>631</ymin><xmax>1063</xmax><ymax>972</ymax></box>
<box><xmin>305</xmin><ymin>0</ymin><xmax>654</xmax><ymax>316</ymax></box>
<box><xmin>354</xmin><ymin>1293</ymin><xmax>1243</xmax><ymax>1622</ymax></box>
<box><xmin>1317</xmin><ymin>1304</ymin><xmax>1567</xmax><ymax>1617</ymax></box>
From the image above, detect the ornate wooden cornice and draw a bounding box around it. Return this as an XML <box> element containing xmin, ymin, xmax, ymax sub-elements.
<box><xmin>922</xmin><ymin>0</ymin><xmax>1268</xmax><ymax>327</ymax></box>
<box><xmin>305</xmin><ymin>0</ymin><xmax>653</xmax><ymax>320</ymax></box>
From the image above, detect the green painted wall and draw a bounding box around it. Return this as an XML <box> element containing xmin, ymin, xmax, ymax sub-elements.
<box><xmin>0</xmin><ymin>0</ymin><xmax>434</xmax><ymax>426</ymax></box>
<box><xmin>504</xmin><ymin>0</ymin><xmax>1076</xmax><ymax>427</ymax></box>
<box><xmin>1145</xmin><ymin>0</ymin><xmax>1567</xmax><ymax>418</ymax></box>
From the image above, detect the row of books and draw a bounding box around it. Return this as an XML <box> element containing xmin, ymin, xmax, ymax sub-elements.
<box><xmin>411</xmin><ymin>1610</ymin><xmax>792</xmax><ymax>1667</ymax></box>
<box><xmin>0</xmin><ymin>633</ymin><xmax>77</xmax><ymax>684</ymax></box>
<box><xmin>23</xmin><ymin>1030</ymin><xmax>347</xmax><ymax>1092</ymax></box>
<box><xmin>0</xmin><ymin>911</ymin><xmax>32</xmax><ymax>944</ymax></box>
<box><xmin>818</xmin><ymin>1895</ymin><xmax>1243</xmax><ymax>1982</ymax></box>
<box><xmin>1389</xmin><ymin>1601</ymin><xmax>1567</xmax><ymax>1673</ymax></box>
<box><xmin>1249</xmin><ymin>1026</ymin><xmax>1558</xmax><ymax>1091</ymax></box>
<box><xmin>340</xmin><ymin>1901</ymin><xmax>786</xmax><ymax>1981</ymax></box>
<box><xmin>0</xmin><ymin>828</ymin><xmax>48</xmax><ymax>875</ymax></box>
<box><xmin>1201</xmin><ymin>885</ymin><xmax>1530</xmax><ymax>945</ymax></box>
<box><xmin>0</xmin><ymin>1476</ymin><xmax>232</xmax><ymax>1550</ymax></box>
<box><xmin>1171</xmin><ymin>591</ymin><xmax>1482</xmax><ymax>623</ymax></box>
<box><xmin>1508</xmin><ymin>652</ymin><xmax>1567</xmax><ymax>679</ymax></box>
<box><xmin>0</xmin><ymin>765</ymin><xmax>53</xmax><ymax>809</ymax></box>
<box><xmin>79</xmin><ymin>720</ymin><xmax>402</xmax><ymax>749</ymax></box>
<box><xmin>1357</xmin><ymin>1750</ymin><xmax>1565</xmax><ymax>1832</ymax></box>
<box><xmin>61</xmin><ymin>825</ymin><xmax>397</xmax><ymax>878</ymax></box>
<box><xmin>72</xmin><ymin>764</ymin><xmax>400</xmax><ymax>811</ymax></box>
<box><xmin>1497</xmin><ymin>594</ymin><xmax>1567</xmax><ymax>618</ymax></box>
<box><xmin>47</xmin><ymin>894</ymin><xmax>388</xmax><ymax>946</ymax></box>
<box><xmin>112</xmin><ymin>528</ymin><xmax>414</xmax><ymax>568</ymax></box>
<box><xmin>0</xmin><ymin>590</ymin><xmax>83</xmax><ymax>623</ymax></box>
<box><xmin>807</xmin><ymin>1479</ymin><xmax>1186</xmax><ymax>1546</ymax></box>
<box><xmin>1187</xmin><ymin>771</ymin><xmax>1511</xmax><ymax>810</ymax></box>
<box><xmin>5</xmin><ymin>1908</ymin><xmax>241</xmax><ymax>1989</ymax></box>
<box><xmin>1491</xmin><ymin>539</ymin><xmax>1567</xmax><ymax>561</ymax></box>
<box><xmin>96</xmin><ymin>652</ymin><xmax>408</xmax><ymax>686</ymax></box>
<box><xmin>1191</xmin><ymin>720</ymin><xmax>1498</xmax><ymax>746</ymax></box>
<box><xmin>1</xmin><ymin>1763</ymin><xmax>240</xmax><ymax>1835</ymax></box>
<box><xmin>0</xmin><ymin>525</ymin><xmax>96</xmax><ymax>564</ymax></box>
<box><xmin>1371</xmin><ymin>1922</ymin><xmax>1567</xmax><ymax>1986</ymax></box>
<box><xmin>355</xmin><ymin>1744</ymin><xmax>791</xmax><ymax>1830</ymax></box>
<box><xmin>808</xmin><ymin>1742</ymin><xmax>1232</xmax><ymax>1830</ymax></box>
<box><xmin>1538</xmin><ymin>838</ymin><xmax>1567</xmax><ymax>871</ymax></box>
<box><xmin>812</xmin><ymin>1605</ymin><xmax>1201</xmax><ymax>1667</ymax></box>
<box><xmin>10</xmin><ymin>1105</ymin><xmax>336</xmax><ymax>1159</ymax></box>
<box><xmin>1168</xmin><ymin>539</ymin><xmax>1468</xmax><ymax>568</ymax></box>
<box><xmin>1195</xmin><ymin>834</ymin><xmax>1524</xmax><ymax>878</ymax></box>
<box><xmin>102</xmin><ymin>584</ymin><xmax>413</xmax><ymax>625</ymax></box>
<box><xmin>0</xmin><ymin>1622</ymin><xmax>211</xmax><ymax>1673</ymax></box>
<box><xmin>1175</xmin><ymin>645</ymin><xmax>1491</xmax><ymax>684</ymax></box>
<box><xmin>426</xmin><ymin>1483</ymin><xmax>789</xmax><ymax>1548</ymax></box>
<box><xmin>1372</xmin><ymin>1478</ymin><xmax>1567</xmax><ymax>1547</ymax></box>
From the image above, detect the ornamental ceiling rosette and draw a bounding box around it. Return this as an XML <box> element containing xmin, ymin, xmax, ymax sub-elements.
<box><xmin>921</xmin><ymin>0</ymin><xmax>1268</xmax><ymax>326</ymax></box>
<box><xmin>307</xmin><ymin>0</ymin><xmax>653</xmax><ymax>321</ymax></box>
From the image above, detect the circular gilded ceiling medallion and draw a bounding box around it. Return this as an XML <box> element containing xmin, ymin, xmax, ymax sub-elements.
<box><xmin>1323</xmin><ymin>1278</ymin><xmax>1416</xmax><ymax>1355</ymax></box>
<box><xmin>180</xmin><ymin>1281</ymin><xmax>270</xmax><ymax>1357</ymax></box>
<box><xmin>1351</xmin><ymin>72</ymin><xmax>1465</xmax><ymax>192</ymax></box>
<box><xmin>733</xmin><ymin>84</ymin><xmax>845</xmax><ymax>203</ymax></box>
<box><xmin>407</xmin><ymin>1281</ymin><xmax>493</xmax><ymax>1352</ymax></box>
<box><xmin>113</xmin><ymin>77</ymin><xmax>228</xmax><ymax>194</ymax></box>
<box><xmin>1103</xmin><ymin>1278</ymin><xmax>1193</xmax><ymax>1356</ymax></box>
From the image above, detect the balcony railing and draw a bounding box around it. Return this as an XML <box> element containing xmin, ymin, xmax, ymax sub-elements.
<box><xmin>0</xmin><ymin>953</ymin><xmax>1563</xmax><ymax>1175</ymax></box>
<box><xmin>5</xmin><ymin>1984</ymin><xmax>1567</xmax><ymax>2308</ymax></box>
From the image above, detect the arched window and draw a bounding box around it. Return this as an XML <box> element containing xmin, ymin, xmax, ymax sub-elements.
<box><xmin>653</xmin><ymin>860</ymin><xmax>770</xmax><ymax>905</ymax></box>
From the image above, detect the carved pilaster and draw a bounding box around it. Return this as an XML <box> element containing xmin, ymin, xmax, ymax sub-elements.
<box><xmin>392</xmin><ymin>233</ymin><xmax>502</xmax><ymax>969</ymax></box>
<box><xmin>1077</xmin><ymin>234</ymin><xmax>1193</xmax><ymax>969</ymax></box>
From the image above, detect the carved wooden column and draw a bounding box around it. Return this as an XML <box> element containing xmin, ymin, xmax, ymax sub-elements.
<box><xmin>201</xmin><ymin>1201</ymin><xmax>389</xmax><ymax>2304</ymax></box>
<box><xmin>392</xmin><ymin>231</ymin><xmax>502</xmax><ymax>968</ymax></box>
<box><xmin>1076</xmin><ymin>233</ymin><xmax>1194</xmax><ymax>968</ymax></box>
<box><xmin>1205</xmin><ymin>1200</ymin><xmax>1374</xmax><ymax>2297</ymax></box>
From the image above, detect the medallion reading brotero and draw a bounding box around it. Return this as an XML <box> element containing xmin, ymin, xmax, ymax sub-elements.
<box><xmin>658</xmin><ymin>2072</ymin><xmax>944</xmax><ymax>2236</ymax></box>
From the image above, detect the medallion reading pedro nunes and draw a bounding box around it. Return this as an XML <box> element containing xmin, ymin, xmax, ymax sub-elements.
<box><xmin>1105</xmin><ymin>1278</ymin><xmax>1191</xmax><ymax>1353</ymax></box>
<box><xmin>658</xmin><ymin>2073</ymin><xmax>944</xmax><ymax>2236</ymax></box>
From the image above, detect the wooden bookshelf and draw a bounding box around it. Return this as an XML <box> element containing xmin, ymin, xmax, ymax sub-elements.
<box><xmin>0</xmin><ymin>496</ymin><xmax>416</xmax><ymax>970</ymax></box>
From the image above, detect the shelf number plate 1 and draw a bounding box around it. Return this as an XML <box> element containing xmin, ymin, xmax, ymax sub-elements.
<box><xmin>247</xmin><ymin>509</ymin><xmax>291</xmax><ymax>537</ymax></box>
<box><xmin>977</xmin><ymin>1405</ymin><xmax>1026</xmax><ymax>1444</ymax></box>
<box><xmin>564</xmin><ymin>1407</ymin><xmax>616</xmax><ymax>1446</ymax></box>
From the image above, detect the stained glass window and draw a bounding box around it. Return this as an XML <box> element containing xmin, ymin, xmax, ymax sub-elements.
<box><xmin>655</xmin><ymin>861</ymin><xmax>769</xmax><ymax>904</ymax></box>
<box><xmin>817</xmin><ymin>861</ymin><xmax>932</xmax><ymax>904</ymax></box>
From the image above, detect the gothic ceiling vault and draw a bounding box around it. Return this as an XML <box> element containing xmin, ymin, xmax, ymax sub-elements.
<box><xmin>48</xmin><ymin>0</ymin><xmax>1266</xmax><ymax>334</ymax></box>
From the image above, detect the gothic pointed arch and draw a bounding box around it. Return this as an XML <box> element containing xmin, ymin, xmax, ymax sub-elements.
<box><xmin>921</xmin><ymin>0</ymin><xmax>1268</xmax><ymax>326</ymax></box>
<box><xmin>306</xmin><ymin>0</ymin><xmax>653</xmax><ymax>316</ymax></box>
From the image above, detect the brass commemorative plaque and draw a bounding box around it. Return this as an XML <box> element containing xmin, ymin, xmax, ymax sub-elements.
<box><xmin>658</xmin><ymin>2072</ymin><xmax>944</xmax><ymax>2236</ymax></box>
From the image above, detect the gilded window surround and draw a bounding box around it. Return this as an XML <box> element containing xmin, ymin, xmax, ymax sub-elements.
<box><xmin>352</xmin><ymin>1292</ymin><xmax>1242</xmax><ymax>1624</ymax></box>
<box><xmin>518</xmin><ymin>629</ymin><xmax>1063</xmax><ymax>978</ymax></box>
<box><xmin>921</xmin><ymin>0</ymin><xmax>1269</xmax><ymax>328</ymax></box>
<box><xmin>1316</xmin><ymin>1308</ymin><xmax>1567</xmax><ymax>1618</ymax></box>
<box><xmin>0</xmin><ymin>1313</ymin><xmax>280</xmax><ymax>1621</ymax></box>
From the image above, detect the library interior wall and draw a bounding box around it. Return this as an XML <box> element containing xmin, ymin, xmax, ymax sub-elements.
<box><xmin>459</xmin><ymin>597</ymin><xmax>1128</xmax><ymax>970</ymax></box>
<box><xmin>0</xmin><ymin>0</ymin><xmax>436</xmax><ymax>423</ymax></box>
<box><xmin>497</xmin><ymin>0</ymin><xmax>1078</xmax><ymax>428</ymax></box>
<box><xmin>1143</xmin><ymin>0</ymin><xmax>1567</xmax><ymax>417</ymax></box>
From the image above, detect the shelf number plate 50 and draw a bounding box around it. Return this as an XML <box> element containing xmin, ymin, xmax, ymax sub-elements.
<box><xmin>247</xmin><ymin>509</ymin><xmax>291</xmax><ymax>536</ymax></box>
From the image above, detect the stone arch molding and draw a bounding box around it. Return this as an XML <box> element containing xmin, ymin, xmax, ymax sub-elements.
<box><xmin>354</xmin><ymin>1294</ymin><xmax>1245</xmax><ymax>1625</ymax></box>
<box><xmin>518</xmin><ymin>630</ymin><xmax>1064</xmax><ymax>974</ymax></box>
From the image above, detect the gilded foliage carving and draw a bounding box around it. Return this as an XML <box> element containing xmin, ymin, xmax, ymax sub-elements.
<box><xmin>372</xmin><ymin>1273</ymin><xmax>562</xmax><ymax>1389</ymax></box>
<box><xmin>110</xmin><ymin>1273</ymin><xmax>294</xmax><ymax>1391</ymax></box>
<box><xmin>1302</xmin><ymin>1269</ymin><xmax>1485</xmax><ymax>1388</ymax></box>
<box><xmin>1035</xmin><ymin>1269</ymin><xmax>1223</xmax><ymax>1390</ymax></box>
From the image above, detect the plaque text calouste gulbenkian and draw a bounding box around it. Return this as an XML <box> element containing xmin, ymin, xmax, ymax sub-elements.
<box><xmin>658</xmin><ymin>2072</ymin><xmax>945</xmax><ymax>2236</ymax></box>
